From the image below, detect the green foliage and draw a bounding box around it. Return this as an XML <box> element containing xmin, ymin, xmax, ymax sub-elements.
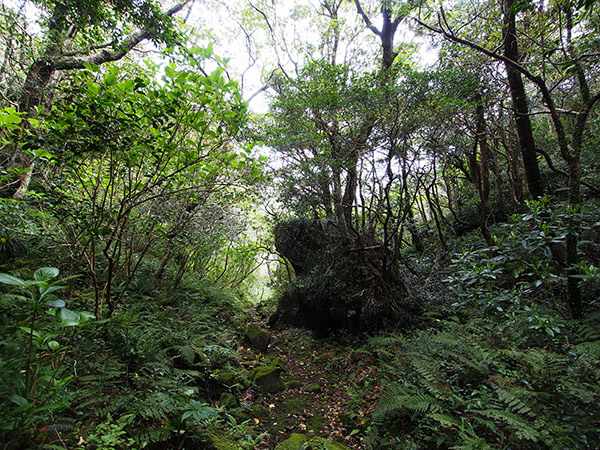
<box><xmin>0</xmin><ymin>267</ymin><xmax>94</xmax><ymax>446</ymax></box>
<box><xmin>446</xmin><ymin>197</ymin><xmax>573</xmax><ymax>337</ymax></box>
<box><xmin>36</xmin><ymin>48</ymin><xmax>263</xmax><ymax>317</ymax></box>
<box><xmin>368</xmin><ymin>197</ymin><xmax>600</xmax><ymax>448</ymax></box>
<box><xmin>370</xmin><ymin>316</ymin><xmax>600</xmax><ymax>449</ymax></box>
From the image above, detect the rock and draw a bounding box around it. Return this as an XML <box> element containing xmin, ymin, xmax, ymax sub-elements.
<box><xmin>251</xmin><ymin>365</ymin><xmax>284</xmax><ymax>393</ymax></box>
<box><xmin>275</xmin><ymin>433</ymin><xmax>350</xmax><ymax>450</ymax></box>
<box><xmin>271</xmin><ymin>219</ymin><xmax>418</xmax><ymax>335</ymax></box>
<box><xmin>304</xmin><ymin>383</ymin><xmax>322</xmax><ymax>393</ymax></box>
<box><xmin>219</xmin><ymin>392</ymin><xmax>237</xmax><ymax>409</ymax></box>
<box><xmin>206</xmin><ymin>429</ymin><xmax>250</xmax><ymax>449</ymax></box>
<box><xmin>245</xmin><ymin>324</ymin><xmax>271</xmax><ymax>352</ymax></box>
<box><xmin>213</xmin><ymin>369</ymin><xmax>237</xmax><ymax>387</ymax></box>
<box><xmin>235</xmin><ymin>404</ymin><xmax>270</xmax><ymax>422</ymax></box>
<box><xmin>275</xmin><ymin>433</ymin><xmax>306</xmax><ymax>450</ymax></box>
<box><xmin>285</xmin><ymin>379</ymin><xmax>302</xmax><ymax>390</ymax></box>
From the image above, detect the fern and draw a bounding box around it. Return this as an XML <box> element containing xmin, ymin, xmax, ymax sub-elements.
<box><xmin>479</xmin><ymin>409</ymin><xmax>541</xmax><ymax>442</ymax></box>
<box><xmin>378</xmin><ymin>384</ymin><xmax>438</xmax><ymax>414</ymax></box>
<box><xmin>409</xmin><ymin>357</ymin><xmax>451</xmax><ymax>398</ymax></box>
<box><xmin>491</xmin><ymin>383</ymin><xmax>535</xmax><ymax>418</ymax></box>
<box><xmin>428</xmin><ymin>412</ymin><xmax>460</xmax><ymax>429</ymax></box>
<box><xmin>132</xmin><ymin>426</ymin><xmax>174</xmax><ymax>447</ymax></box>
<box><xmin>132</xmin><ymin>392</ymin><xmax>179</xmax><ymax>421</ymax></box>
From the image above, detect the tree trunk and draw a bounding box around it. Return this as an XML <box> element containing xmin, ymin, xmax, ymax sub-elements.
<box><xmin>502</xmin><ymin>0</ymin><xmax>544</xmax><ymax>199</ymax></box>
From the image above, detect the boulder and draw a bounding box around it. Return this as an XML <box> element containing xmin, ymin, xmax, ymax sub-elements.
<box><xmin>219</xmin><ymin>392</ymin><xmax>238</xmax><ymax>409</ymax></box>
<box><xmin>271</xmin><ymin>219</ymin><xmax>418</xmax><ymax>335</ymax></box>
<box><xmin>245</xmin><ymin>324</ymin><xmax>271</xmax><ymax>352</ymax></box>
<box><xmin>251</xmin><ymin>365</ymin><xmax>284</xmax><ymax>393</ymax></box>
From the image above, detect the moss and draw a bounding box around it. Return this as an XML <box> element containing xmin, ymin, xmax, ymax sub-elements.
<box><xmin>307</xmin><ymin>413</ymin><xmax>325</xmax><ymax>432</ymax></box>
<box><xmin>304</xmin><ymin>383</ymin><xmax>322</xmax><ymax>393</ymax></box>
<box><xmin>275</xmin><ymin>433</ymin><xmax>350</xmax><ymax>450</ymax></box>
<box><xmin>245</xmin><ymin>324</ymin><xmax>271</xmax><ymax>351</ymax></box>
<box><xmin>219</xmin><ymin>392</ymin><xmax>238</xmax><ymax>409</ymax></box>
<box><xmin>285</xmin><ymin>379</ymin><xmax>302</xmax><ymax>390</ymax></box>
<box><xmin>205</xmin><ymin>430</ymin><xmax>242</xmax><ymax>450</ymax></box>
<box><xmin>275</xmin><ymin>433</ymin><xmax>307</xmax><ymax>450</ymax></box>
<box><xmin>214</xmin><ymin>369</ymin><xmax>237</xmax><ymax>386</ymax></box>
<box><xmin>251</xmin><ymin>365</ymin><xmax>284</xmax><ymax>393</ymax></box>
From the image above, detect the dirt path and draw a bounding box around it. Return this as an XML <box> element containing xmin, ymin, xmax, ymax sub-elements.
<box><xmin>240</xmin><ymin>326</ymin><xmax>380</xmax><ymax>449</ymax></box>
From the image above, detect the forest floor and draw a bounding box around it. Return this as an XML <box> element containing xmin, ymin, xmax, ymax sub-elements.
<box><xmin>238</xmin><ymin>321</ymin><xmax>381</xmax><ymax>449</ymax></box>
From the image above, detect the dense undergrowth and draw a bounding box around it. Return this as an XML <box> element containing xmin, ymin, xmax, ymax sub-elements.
<box><xmin>362</xmin><ymin>197</ymin><xmax>600</xmax><ymax>449</ymax></box>
<box><xmin>1</xmin><ymin>198</ymin><xmax>600</xmax><ymax>450</ymax></box>
<box><xmin>0</xmin><ymin>266</ymin><xmax>262</xmax><ymax>449</ymax></box>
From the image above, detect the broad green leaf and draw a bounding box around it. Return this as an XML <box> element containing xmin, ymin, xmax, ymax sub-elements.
<box><xmin>87</xmin><ymin>82</ymin><xmax>100</xmax><ymax>96</ymax></box>
<box><xmin>0</xmin><ymin>108</ymin><xmax>22</xmax><ymax>126</ymax></box>
<box><xmin>46</xmin><ymin>299</ymin><xmax>66</xmax><ymax>308</ymax></box>
<box><xmin>48</xmin><ymin>340</ymin><xmax>61</xmax><ymax>351</ymax></box>
<box><xmin>40</xmin><ymin>285</ymin><xmax>66</xmax><ymax>297</ymax></box>
<box><xmin>60</xmin><ymin>308</ymin><xmax>78</xmax><ymax>323</ymax></box>
<box><xmin>34</xmin><ymin>267</ymin><xmax>59</xmax><ymax>282</ymax></box>
<box><xmin>165</xmin><ymin>65</ymin><xmax>176</xmax><ymax>79</ymax></box>
<box><xmin>19</xmin><ymin>326</ymin><xmax>41</xmax><ymax>338</ymax></box>
<box><xmin>78</xmin><ymin>311</ymin><xmax>95</xmax><ymax>323</ymax></box>
<box><xmin>0</xmin><ymin>273</ymin><xmax>26</xmax><ymax>286</ymax></box>
<box><xmin>9</xmin><ymin>394</ymin><xmax>29</xmax><ymax>407</ymax></box>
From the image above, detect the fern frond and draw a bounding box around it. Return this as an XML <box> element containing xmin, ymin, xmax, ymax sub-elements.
<box><xmin>479</xmin><ymin>409</ymin><xmax>541</xmax><ymax>442</ymax></box>
<box><xmin>492</xmin><ymin>384</ymin><xmax>534</xmax><ymax>417</ymax></box>
<box><xmin>133</xmin><ymin>426</ymin><xmax>174</xmax><ymax>446</ymax></box>
<box><xmin>409</xmin><ymin>357</ymin><xmax>451</xmax><ymax>398</ymax></box>
<box><xmin>428</xmin><ymin>412</ymin><xmax>459</xmax><ymax>429</ymax></box>
<box><xmin>378</xmin><ymin>384</ymin><xmax>438</xmax><ymax>414</ymax></box>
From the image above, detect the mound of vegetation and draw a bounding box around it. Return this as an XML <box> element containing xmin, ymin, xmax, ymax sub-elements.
<box><xmin>270</xmin><ymin>219</ymin><xmax>421</xmax><ymax>335</ymax></box>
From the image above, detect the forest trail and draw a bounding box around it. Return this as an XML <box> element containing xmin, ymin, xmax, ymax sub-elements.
<box><xmin>239</xmin><ymin>323</ymin><xmax>380</xmax><ymax>449</ymax></box>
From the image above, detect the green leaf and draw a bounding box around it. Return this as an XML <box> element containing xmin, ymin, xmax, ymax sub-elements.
<box><xmin>60</xmin><ymin>308</ymin><xmax>78</xmax><ymax>323</ymax></box>
<box><xmin>165</xmin><ymin>65</ymin><xmax>176</xmax><ymax>79</ymax></box>
<box><xmin>34</xmin><ymin>267</ymin><xmax>59</xmax><ymax>282</ymax></box>
<box><xmin>0</xmin><ymin>273</ymin><xmax>26</xmax><ymax>286</ymax></box>
<box><xmin>104</xmin><ymin>73</ymin><xmax>118</xmax><ymax>86</ymax></box>
<box><xmin>40</xmin><ymin>285</ymin><xmax>66</xmax><ymax>297</ymax></box>
<box><xmin>9</xmin><ymin>394</ymin><xmax>29</xmax><ymax>407</ymax></box>
<box><xmin>46</xmin><ymin>299</ymin><xmax>66</xmax><ymax>308</ymax></box>
<box><xmin>48</xmin><ymin>340</ymin><xmax>61</xmax><ymax>351</ymax></box>
<box><xmin>87</xmin><ymin>82</ymin><xmax>100</xmax><ymax>96</ymax></box>
<box><xmin>19</xmin><ymin>326</ymin><xmax>41</xmax><ymax>338</ymax></box>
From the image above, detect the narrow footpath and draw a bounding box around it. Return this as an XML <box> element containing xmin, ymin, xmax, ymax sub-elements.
<box><xmin>238</xmin><ymin>324</ymin><xmax>381</xmax><ymax>449</ymax></box>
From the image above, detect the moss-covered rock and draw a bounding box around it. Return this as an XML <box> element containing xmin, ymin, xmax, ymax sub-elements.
<box><xmin>271</xmin><ymin>219</ymin><xmax>419</xmax><ymax>334</ymax></box>
<box><xmin>275</xmin><ymin>433</ymin><xmax>306</xmax><ymax>450</ymax></box>
<box><xmin>275</xmin><ymin>433</ymin><xmax>350</xmax><ymax>450</ymax></box>
<box><xmin>304</xmin><ymin>383</ymin><xmax>322</xmax><ymax>393</ymax></box>
<box><xmin>213</xmin><ymin>369</ymin><xmax>237</xmax><ymax>386</ymax></box>
<box><xmin>270</xmin><ymin>355</ymin><xmax>287</xmax><ymax>369</ymax></box>
<box><xmin>219</xmin><ymin>392</ymin><xmax>238</xmax><ymax>409</ymax></box>
<box><xmin>234</xmin><ymin>403</ymin><xmax>271</xmax><ymax>422</ymax></box>
<box><xmin>285</xmin><ymin>379</ymin><xmax>302</xmax><ymax>390</ymax></box>
<box><xmin>245</xmin><ymin>324</ymin><xmax>271</xmax><ymax>352</ymax></box>
<box><xmin>201</xmin><ymin>428</ymin><xmax>245</xmax><ymax>450</ymax></box>
<box><xmin>251</xmin><ymin>365</ymin><xmax>284</xmax><ymax>393</ymax></box>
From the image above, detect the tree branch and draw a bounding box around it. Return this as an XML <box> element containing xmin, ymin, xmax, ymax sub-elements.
<box><xmin>353</xmin><ymin>0</ymin><xmax>381</xmax><ymax>36</ymax></box>
<box><xmin>54</xmin><ymin>1</ymin><xmax>191</xmax><ymax>70</ymax></box>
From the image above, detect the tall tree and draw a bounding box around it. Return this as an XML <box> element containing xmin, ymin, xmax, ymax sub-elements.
<box><xmin>502</xmin><ymin>0</ymin><xmax>544</xmax><ymax>199</ymax></box>
<box><xmin>414</xmin><ymin>0</ymin><xmax>600</xmax><ymax>318</ymax></box>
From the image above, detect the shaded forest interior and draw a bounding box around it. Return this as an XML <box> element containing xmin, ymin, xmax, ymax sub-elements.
<box><xmin>1</xmin><ymin>0</ymin><xmax>600</xmax><ymax>449</ymax></box>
